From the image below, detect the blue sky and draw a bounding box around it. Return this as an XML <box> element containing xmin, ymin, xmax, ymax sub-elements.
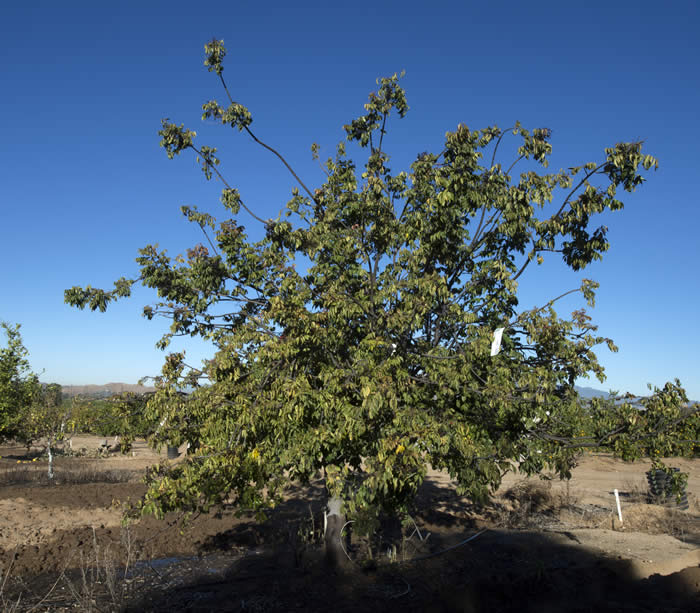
<box><xmin>1</xmin><ymin>0</ymin><xmax>698</xmax><ymax>399</ymax></box>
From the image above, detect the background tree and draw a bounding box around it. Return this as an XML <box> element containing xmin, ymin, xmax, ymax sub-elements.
<box><xmin>20</xmin><ymin>382</ymin><xmax>68</xmax><ymax>479</ymax></box>
<box><xmin>66</xmin><ymin>40</ymin><xmax>696</xmax><ymax>564</ymax></box>
<box><xmin>584</xmin><ymin>382</ymin><xmax>699</xmax><ymax>499</ymax></box>
<box><xmin>71</xmin><ymin>392</ymin><xmax>152</xmax><ymax>452</ymax></box>
<box><xmin>0</xmin><ymin>323</ymin><xmax>75</xmax><ymax>478</ymax></box>
<box><xmin>0</xmin><ymin>321</ymin><xmax>41</xmax><ymax>442</ymax></box>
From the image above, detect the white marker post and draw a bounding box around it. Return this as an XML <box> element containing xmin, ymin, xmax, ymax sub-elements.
<box><xmin>614</xmin><ymin>488</ymin><xmax>623</xmax><ymax>524</ymax></box>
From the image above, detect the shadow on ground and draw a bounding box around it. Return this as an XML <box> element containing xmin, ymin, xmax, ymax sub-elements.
<box><xmin>122</xmin><ymin>528</ymin><xmax>700</xmax><ymax>612</ymax></box>
<box><xmin>2</xmin><ymin>458</ymin><xmax>699</xmax><ymax>612</ymax></box>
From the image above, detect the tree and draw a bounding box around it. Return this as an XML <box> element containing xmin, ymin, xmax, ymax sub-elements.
<box><xmin>71</xmin><ymin>392</ymin><xmax>152</xmax><ymax>452</ymax></box>
<box><xmin>584</xmin><ymin>382</ymin><xmax>699</xmax><ymax>499</ymax></box>
<box><xmin>20</xmin><ymin>382</ymin><xmax>69</xmax><ymax>479</ymax></box>
<box><xmin>66</xmin><ymin>40</ymin><xmax>697</xmax><ymax>565</ymax></box>
<box><xmin>0</xmin><ymin>323</ymin><xmax>73</xmax><ymax>478</ymax></box>
<box><xmin>0</xmin><ymin>321</ymin><xmax>41</xmax><ymax>441</ymax></box>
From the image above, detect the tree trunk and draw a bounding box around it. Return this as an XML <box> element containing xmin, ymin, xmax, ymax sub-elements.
<box><xmin>47</xmin><ymin>444</ymin><xmax>54</xmax><ymax>480</ymax></box>
<box><xmin>324</xmin><ymin>496</ymin><xmax>346</xmax><ymax>568</ymax></box>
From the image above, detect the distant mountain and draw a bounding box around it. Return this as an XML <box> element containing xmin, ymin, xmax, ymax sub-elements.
<box><xmin>574</xmin><ymin>386</ymin><xmax>613</xmax><ymax>399</ymax></box>
<box><xmin>51</xmin><ymin>382</ymin><xmax>698</xmax><ymax>404</ymax></box>
<box><xmin>58</xmin><ymin>382</ymin><xmax>156</xmax><ymax>398</ymax></box>
<box><xmin>575</xmin><ymin>385</ymin><xmax>698</xmax><ymax>407</ymax></box>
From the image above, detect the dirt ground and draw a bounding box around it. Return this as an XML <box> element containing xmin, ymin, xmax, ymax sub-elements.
<box><xmin>0</xmin><ymin>436</ymin><xmax>698</xmax><ymax>612</ymax></box>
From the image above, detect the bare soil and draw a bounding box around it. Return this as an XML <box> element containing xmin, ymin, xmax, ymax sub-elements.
<box><xmin>1</xmin><ymin>437</ymin><xmax>698</xmax><ymax>612</ymax></box>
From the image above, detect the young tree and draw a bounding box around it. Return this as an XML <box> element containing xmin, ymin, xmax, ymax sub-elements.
<box><xmin>0</xmin><ymin>322</ymin><xmax>41</xmax><ymax>441</ymax></box>
<box><xmin>20</xmin><ymin>382</ymin><xmax>69</xmax><ymax>479</ymax></box>
<box><xmin>0</xmin><ymin>323</ymin><xmax>73</xmax><ymax>478</ymax></box>
<box><xmin>66</xmin><ymin>40</ymin><xmax>696</xmax><ymax>564</ymax></box>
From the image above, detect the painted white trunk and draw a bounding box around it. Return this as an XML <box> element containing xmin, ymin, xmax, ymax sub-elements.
<box><xmin>47</xmin><ymin>445</ymin><xmax>54</xmax><ymax>480</ymax></box>
<box><xmin>324</xmin><ymin>496</ymin><xmax>346</xmax><ymax>567</ymax></box>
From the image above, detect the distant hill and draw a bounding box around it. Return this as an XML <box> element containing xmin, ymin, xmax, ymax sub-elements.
<box><xmin>58</xmin><ymin>382</ymin><xmax>156</xmax><ymax>398</ymax></box>
<box><xmin>62</xmin><ymin>384</ymin><xmax>612</xmax><ymax>399</ymax></box>
<box><xmin>574</xmin><ymin>386</ymin><xmax>613</xmax><ymax>399</ymax></box>
<box><xmin>575</xmin><ymin>385</ymin><xmax>698</xmax><ymax>407</ymax></box>
<box><xmin>51</xmin><ymin>382</ymin><xmax>697</xmax><ymax>404</ymax></box>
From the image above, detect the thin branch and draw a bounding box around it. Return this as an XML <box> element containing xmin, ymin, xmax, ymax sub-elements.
<box><xmin>191</xmin><ymin>145</ymin><xmax>267</xmax><ymax>225</ymax></box>
<box><xmin>200</xmin><ymin>226</ymin><xmax>220</xmax><ymax>257</ymax></box>
<box><xmin>553</xmin><ymin>163</ymin><xmax>607</xmax><ymax>220</ymax></box>
<box><xmin>511</xmin><ymin>288</ymin><xmax>581</xmax><ymax>325</ymax></box>
<box><xmin>505</xmin><ymin>154</ymin><xmax>525</xmax><ymax>176</ymax></box>
<box><xmin>217</xmin><ymin>73</ymin><xmax>318</xmax><ymax>205</ymax></box>
<box><xmin>377</xmin><ymin>112</ymin><xmax>388</xmax><ymax>154</ymax></box>
<box><xmin>468</xmin><ymin>209</ymin><xmax>502</xmax><ymax>253</ymax></box>
<box><xmin>243</xmin><ymin>126</ymin><xmax>319</xmax><ymax>204</ymax></box>
<box><xmin>489</xmin><ymin>128</ymin><xmax>511</xmax><ymax>168</ymax></box>
<box><xmin>513</xmin><ymin>163</ymin><xmax>609</xmax><ymax>282</ymax></box>
<box><xmin>469</xmin><ymin>204</ymin><xmax>488</xmax><ymax>252</ymax></box>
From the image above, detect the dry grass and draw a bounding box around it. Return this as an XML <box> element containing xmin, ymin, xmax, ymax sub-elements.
<box><xmin>609</xmin><ymin>501</ymin><xmax>700</xmax><ymax>542</ymax></box>
<box><xmin>620</xmin><ymin>477</ymin><xmax>650</xmax><ymax>504</ymax></box>
<box><xmin>60</xmin><ymin>526</ymin><xmax>135</xmax><ymax>612</ymax></box>
<box><xmin>1</xmin><ymin>525</ymin><xmax>139</xmax><ymax>612</ymax></box>
<box><xmin>0</xmin><ymin>463</ymin><xmax>140</xmax><ymax>486</ymax></box>
<box><xmin>0</xmin><ymin>551</ymin><xmax>23</xmax><ymax>613</ymax></box>
<box><xmin>493</xmin><ymin>479</ymin><xmax>582</xmax><ymax>529</ymax></box>
<box><xmin>492</xmin><ymin>477</ymin><xmax>700</xmax><ymax>545</ymax></box>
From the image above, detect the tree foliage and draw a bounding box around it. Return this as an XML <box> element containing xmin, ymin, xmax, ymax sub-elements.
<box><xmin>0</xmin><ymin>322</ymin><xmax>75</xmax><ymax>477</ymax></box>
<box><xmin>71</xmin><ymin>393</ymin><xmax>152</xmax><ymax>451</ymax></box>
<box><xmin>0</xmin><ymin>321</ymin><xmax>41</xmax><ymax>441</ymax></box>
<box><xmin>19</xmin><ymin>382</ymin><xmax>69</xmax><ymax>478</ymax></box>
<box><xmin>66</xmin><ymin>40</ymin><xmax>696</xmax><ymax>529</ymax></box>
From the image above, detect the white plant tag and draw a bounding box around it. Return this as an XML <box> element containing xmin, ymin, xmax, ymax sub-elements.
<box><xmin>490</xmin><ymin>327</ymin><xmax>505</xmax><ymax>356</ymax></box>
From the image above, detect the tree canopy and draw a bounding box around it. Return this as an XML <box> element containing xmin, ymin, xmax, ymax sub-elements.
<box><xmin>0</xmin><ymin>323</ymin><xmax>71</xmax><ymax>472</ymax></box>
<box><xmin>66</xmin><ymin>40</ymin><xmax>696</xmax><ymax>531</ymax></box>
<box><xmin>0</xmin><ymin>321</ymin><xmax>41</xmax><ymax>441</ymax></box>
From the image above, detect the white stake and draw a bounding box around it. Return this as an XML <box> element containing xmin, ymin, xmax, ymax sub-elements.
<box><xmin>614</xmin><ymin>488</ymin><xmax>623</xmax><ymax>524</ymax></box>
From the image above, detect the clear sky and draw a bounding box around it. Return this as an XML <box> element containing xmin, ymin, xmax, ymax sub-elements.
<box><xmin>1</xmin><ymin>0</ymin><xmax>698</xmax><ymax>399</ymax></box>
